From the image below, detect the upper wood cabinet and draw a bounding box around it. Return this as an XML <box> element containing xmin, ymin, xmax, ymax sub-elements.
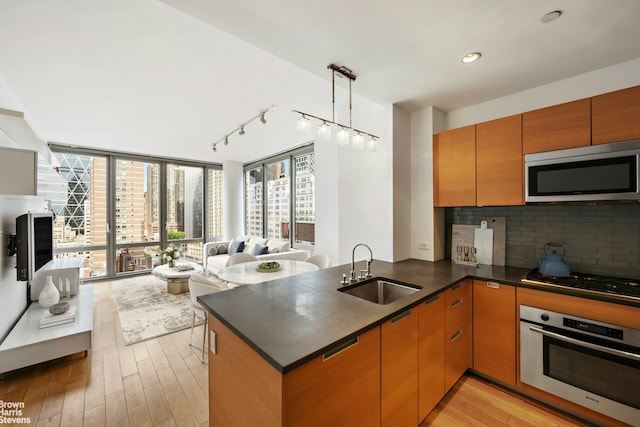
<box><xmin>434</xmin><ymin>125</ymin><xmax>476</xmax><ymax>207</ymax></box>
<box><xmin>476</xmin><ymin>115</ymin><xmax>523</xmax><ymax>206</ymax></box>
<box><xmin>523</xmin><ymin>98</ymin><xmax>591</xmax><ymax>154</ymax></box>
<box><xmin>592</xmin><ymin>85</ymin><xmax>640</xmax><ymax>145</ymax></box>
<box><xmin>472</xmin><ymin>280</ymin><xmax>516</xmax><ymax>386</ymax></box>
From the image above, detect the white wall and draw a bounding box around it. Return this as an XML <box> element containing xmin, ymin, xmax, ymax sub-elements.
<box><xmin>447</xmin><ymin>58</ymin><xmax>640</xmax><ymax>129</ymax></box>
<box><xmin>409</xmin><ymin>106</ymin><xmax>445</xmax><ymax>261</ymax></box>
<box><xmin>392</xmin><ymin>106</ymin><xmax>411</xmax><ymax>262</ymax></box>
<box><xmin>222</xmin><ymin>161</ymin><xmax>243</xmax><ymax>241</ymax></box>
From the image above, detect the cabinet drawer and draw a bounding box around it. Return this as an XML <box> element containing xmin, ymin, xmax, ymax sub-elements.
<box><xmin>444</xmin><ymin>325</ymin><xmax>471</xmax><ymax>391</ymax></box>
<box><xmin>444</xmin><ymin>281</ymin><xmax>471</xmax><ymax>336</ymax></box>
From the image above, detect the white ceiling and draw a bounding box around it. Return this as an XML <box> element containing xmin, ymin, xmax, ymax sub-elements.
<box><xmin>1</xmin><ymin>0</ymin><xmax>640</xmax><ymax>163</ymax></box>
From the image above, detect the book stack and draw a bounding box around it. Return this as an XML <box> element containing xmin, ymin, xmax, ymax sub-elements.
<box><xmin>40</xmin><ymin>306</ymin><xmax>77</xmax><ymax>329</ymax></box>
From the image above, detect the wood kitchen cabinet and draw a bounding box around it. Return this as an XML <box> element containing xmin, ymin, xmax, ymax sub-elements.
<box><xmin>418</xmin><ymin>293</ymin><xmax>445</xmax><ymax>421</ymax></box>
<box><xmin>522</xmin><ymin>98</ymin><xmax>591</xmax><ymax>154</ymax></box>
<box><xmin>434</xmin><ymin>125</ymin><xmax>476</xmax><ymax>207</ymax></box>
<box><xmin>208</xmin><ymin>314</ymin><xmax>381</xmax><ymax>427</ymax></box>
<box><xmin>472</xmin><ymin>280</ymin><xmax>516</xmax><ymax>386</ymax></box>
<box><xmin>382</xmin><ymin>307</ymin><xmax>419</xmax><ymax>427</ymax></box>
<box><xmin>476</xmin><ymin>115</ymin><xmax>523</xmax><ymax>206</ymax></box>
<box><xmin>592</xmin><ymin>84</ymin><xmax>640</xmax><ymax>145</ymax></box>
<box><xmin>444</xmin><ymin>280</ymin><xmax>472</xmax><ymax>392</ymax></box>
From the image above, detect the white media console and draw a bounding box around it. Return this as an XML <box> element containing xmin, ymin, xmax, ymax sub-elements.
<box><xmin>0</xmin><ymin>284</ymin><xmax>93</xmax><ymax>374</ymax></box>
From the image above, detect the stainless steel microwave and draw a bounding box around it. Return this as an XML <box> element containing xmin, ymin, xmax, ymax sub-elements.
<box><xmin>525</xmin><ymin>139</ymin><xmax>640</xmax><ymax>202</ymax></box>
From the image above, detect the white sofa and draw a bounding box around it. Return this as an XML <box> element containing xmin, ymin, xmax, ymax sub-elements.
<box><xmin>202</xmin><ymin>236</ymin><xmax>310</xmax><ymax>274</ymax></box>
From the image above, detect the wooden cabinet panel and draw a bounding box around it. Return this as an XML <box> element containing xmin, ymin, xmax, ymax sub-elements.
<box><xmin>418</xmin><ymin>294</ymin><xmax>445</xmax><ymax>421</ymax></box>
<box><xmin>444</xmin><ymin>281</ymin><xmax>472</xmax><ymax>391</ymax></box>
<box><xmin>381</xmin><ymin>308</ymin><xmax>419</xmax><ymax>427</ymax></box>
<box><xmin>435</xmin><ymin>125</ymin><xmax>476</xmax><ymax>206</ymax></box>
<box><xmin>208</xmin><ymin>314</ymin><xmax>283</xmax><ymax>427</ymax></box>
<box><xmin>285</xmin><ymin>327</ymin><xmax>381</xmax><ymax>427</ymax></box>
<box><xmin>592</xmin><ymin>85</ymin><xmax>640</xmax><ymax>145</ymax></box>
<box><xmin>476</xmin><ymin>115</ymin><xmax>523</xmax><ymax>206</ymax></box>
<box><xmin>473</xmin><ymin>280</ymin><xmax>516</xmax><ymax>386</ymax></box>
<box><xmin>523</xmin><ymin>98</ymin><xmax>591</xmax><ymax>154</ymax></box>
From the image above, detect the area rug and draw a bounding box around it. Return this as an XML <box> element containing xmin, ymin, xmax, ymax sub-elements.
<box><xmin>111</xmin><ymin>274</ymin><xmax>210</xmax><ymax>345</ymax></box>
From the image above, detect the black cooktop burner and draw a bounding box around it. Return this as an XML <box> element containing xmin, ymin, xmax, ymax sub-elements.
<box><xmin>522</xmin><ymin>268</ymin><xmax>640</xmax><ymax>302</ymax></box>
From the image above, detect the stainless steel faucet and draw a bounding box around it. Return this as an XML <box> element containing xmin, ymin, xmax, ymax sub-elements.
<box><xmin>349</xmin><ymin>243</ymin><xmax>373</xmax><ymax>283</ymax></box>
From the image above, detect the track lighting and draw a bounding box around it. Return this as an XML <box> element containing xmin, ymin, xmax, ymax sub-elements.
<box><xmin>211</xmin><ymin>104</ymin><xmax>277</xmax><ymax>152</ymax></box>
<box><xmin>293</xmin><ymin>63</ymin><xmax>380</xmax><ymax>149</ymax></box>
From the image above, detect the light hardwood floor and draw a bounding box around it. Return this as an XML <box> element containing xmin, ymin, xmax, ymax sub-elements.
<box><xmin>0</xmin><ymin>279</ymin><xmax>209</xmax><ymax>427</ymax></box>
<box><xmin>1</xmin><ymin>279</ymin><xmax>594</xmax><ymax>427</ymax></box>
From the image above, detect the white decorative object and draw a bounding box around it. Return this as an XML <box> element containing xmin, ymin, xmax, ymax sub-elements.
<box><xmin>38</xmin><ymin>276</ymin><xmax>60</xmax><ymax>308</ymax></box>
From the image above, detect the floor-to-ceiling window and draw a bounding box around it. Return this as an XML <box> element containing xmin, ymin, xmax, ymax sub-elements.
<box><xmin>51</xmin><ymin>145</ymin><xmax>222</xmax><ymax>279</ymax></box>
<box><xmin>114</xmin><ymin>158</ymin><xmax>161</xmax><ymax>274</ymax></box>
<box><xmin>166</xmin><ymin>163</ymin><xmax>204</xmax><ymax>263</ymax></box>
<box><xmin>51</xmin><ymin>152</ymin><xmax>109</xmax><ymax>277</ymax></box>
<box><xmin>244</xmin><ymin>145</ymin><xmax>314</xmax><ymax>249</ymax></box>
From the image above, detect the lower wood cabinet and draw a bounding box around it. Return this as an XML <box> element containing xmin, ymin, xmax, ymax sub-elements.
<box><xmin>444</xmin><ymin>280</ymin><xmax>472</xmax><ymax>392</ymax></box>
<box><xmin>472</xmin><ymin>280</ymin><xmax>516</xmax><ymax>386</ymax></box>
<box><xmin>208</xmin><ymin>314</ymin><xmax>381</xmax><ymax>427</ymax></box>
<box><xmin>418</xmin><ymin>293</ymin><xmax>445</xmax><ymax>421</ymax></box>
<box><xmin>381</xmin><ymin>308</ymin><xmax>419</xmax><ymax>427</ymax></box>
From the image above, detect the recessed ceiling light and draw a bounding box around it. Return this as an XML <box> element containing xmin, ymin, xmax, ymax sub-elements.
<box><xmin>540</xmin><ymin>10</ymin><xmax>562</xmax><ymax>23</ymax></box>
<box><xmin>461</xmin><ymin>52</ymin><xmax>482</xmax><ymax>64</ymax></box>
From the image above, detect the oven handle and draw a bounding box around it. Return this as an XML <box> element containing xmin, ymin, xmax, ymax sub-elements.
<box><xmin>528</xmin><ymin>326</ymin><xmax>640</xmax><ymax>361</ymax></box>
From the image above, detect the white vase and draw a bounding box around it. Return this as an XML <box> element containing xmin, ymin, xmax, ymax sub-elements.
<box><xmin>39</xmin><ymin>276</ymin><xmax>60</xmax><ymax>308</ymax></box>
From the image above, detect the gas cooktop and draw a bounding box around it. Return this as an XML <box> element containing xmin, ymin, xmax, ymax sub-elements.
<box><xmin>521</xmin><ymin>269</ymin><xmax>640</xmax><ymax>304</ymax></box>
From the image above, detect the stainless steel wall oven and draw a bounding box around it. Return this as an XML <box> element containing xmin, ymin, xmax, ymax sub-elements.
<box><xmin>520</xmin><ymin>305</ymin><xmax>640</xmax><ymax>426</ymax></box>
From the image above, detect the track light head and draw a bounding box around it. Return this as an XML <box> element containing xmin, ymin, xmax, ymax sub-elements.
<box><xmin>224</xmin><ymin>136</ymin><xmax>229</xmax><ymax>145</ymax></box>
<box><xmin>239</xmin><ymin>126</ymin><xmax>245</xmax><ymax>135</ymax></box>
<box><xmin>260</xmin><ymin>113</ymin><xmax>267</xmax><ymax>124</ymax></box>
<box><xmin>212</xmin><ymin>144</ymin><xmax>217</xmax><ymax>152</ymax></box>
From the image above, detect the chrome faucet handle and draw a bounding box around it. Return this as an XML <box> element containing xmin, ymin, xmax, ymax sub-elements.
<box><xmin>365</xmin><ymin>260</ymin><xmax>373</xmax><ymax>278</ymax></box>
<box><xmin>341</xmin><ymin>274</ymin><xmax>349</xmax><ymax>286</ymax></box>
<box><xmin>349</xmin><ymin>269</ymin><xmax>357</xmax><ymax>283</ymax></box>
<box><xmin>358</xmin><ymin>270</ymin><xmax>368</xmax><ymax>280</ymax></box>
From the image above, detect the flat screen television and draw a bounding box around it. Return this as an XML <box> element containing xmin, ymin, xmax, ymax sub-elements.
<box><xmin>16</xmin><ymin>211</ymin><xmax>54</xmax><ymax>282</ymax></box>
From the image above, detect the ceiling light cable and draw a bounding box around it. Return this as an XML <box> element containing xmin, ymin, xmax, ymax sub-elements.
<box><xmin>293</xmin><ymin>63</ymin><xmax>380</xmax><ymax>151</ymax></box>
<box><xmin>211</xmin><ymin>104</ymin><xmax>277</xmax><ymax>152</ymax></box>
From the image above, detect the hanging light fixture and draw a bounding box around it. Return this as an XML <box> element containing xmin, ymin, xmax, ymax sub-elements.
<box><xmin>352</xmin><ymin>132</ymin><xmax>365</xmax><ymax>149</ymax></box>
<box><xmin>293</xmin><ymin>63</ymin><xmax>380</xmax><ymax>148</ymax></box>
<box><xmin>296</xmin><ymin>114</ymin><xmax>311</xmax><ymax>135</ymax></box>
<box><xmin>317</xmin><ymin>121</ymin><xmax>332</xmax><ymax>140</ymax></box>
<box><xmin>211</xmin><ymin>104</ymin><xmax>277</xmax><ymax>152</ymax></box>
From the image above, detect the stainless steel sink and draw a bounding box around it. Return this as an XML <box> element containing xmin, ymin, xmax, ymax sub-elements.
<box><xmin>339</xmin><ymin>278</ymin><xmax>421</xmax><ymax>305</ymax></box>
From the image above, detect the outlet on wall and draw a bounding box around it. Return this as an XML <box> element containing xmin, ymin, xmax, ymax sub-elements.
<box><xmin>418</xmin><ymin>241</ymin><xmax>429</xmax><ymax>250</ymax></box>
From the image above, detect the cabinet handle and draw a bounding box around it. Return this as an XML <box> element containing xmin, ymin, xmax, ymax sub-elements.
<box><xmin>450</xmin><ymin>283</ymin><xmax>462</xmax><ymax>291</ymax></box>
<box><xmin>449</xmin><ymin>298</ymin><xmax>463</xmax><ymax>309</ymax></box>
<box><xmin>210</xmin><ymin>330</ymin><xmax>217</xmax><ymax>355</ymax></box>
<box><xmin>424</xmin><ymin>294</ymin><xmax>440</xmax><ymax>306</ymax></box>
<box><xmin>450</xmin><ymin>329</ymin><xmax>463</xmax><ymax>342</ymax></box>
<box><xmin>390</xmin><ymin>309</ymin><xmax>412</xmax><ymax>324</ymax></box>
<box><xmin>487</xmin><ymin>281</ymin><xmax>500</xmax><ymax>289</ymax></box>
<box><xmin>323</xmin><ymin>336</ymin><xmax>359</xmax><ymax>360</ymax></box>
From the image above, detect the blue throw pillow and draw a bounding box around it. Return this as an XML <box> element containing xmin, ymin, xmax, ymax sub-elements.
<box><xmin>252</xmin><ymin>244</ymin><xmax>269</xmax><ymax>255</ymax></box>
<box><xmin>228</xmin><ymin>239</ymin><xmax>245</xmax><ymax>255</ymax></box>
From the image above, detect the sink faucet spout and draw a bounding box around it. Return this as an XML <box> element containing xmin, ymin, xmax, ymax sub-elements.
<box><xmin>350</xmin><ymin>243</ymin><xmax>373</xmax><ymax>283</ymax></box>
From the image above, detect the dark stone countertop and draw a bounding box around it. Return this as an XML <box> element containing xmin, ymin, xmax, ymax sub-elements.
<box><xmin>198</xmin><ymin>258</ymin><xmax>530</xmax><ymax>373</ymax></box>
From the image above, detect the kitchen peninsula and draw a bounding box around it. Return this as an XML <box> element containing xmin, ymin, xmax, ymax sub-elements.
<box><xmin>198</xmin><ymin>259</ymin><xmax>639</xmax><ymax>427</ymax></box>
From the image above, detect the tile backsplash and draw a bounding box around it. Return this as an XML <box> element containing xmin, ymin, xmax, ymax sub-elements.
<box><xmin>448</xmin><ymin>203</ymin><xmax>640</xmax><ymax>278</ymax></box>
